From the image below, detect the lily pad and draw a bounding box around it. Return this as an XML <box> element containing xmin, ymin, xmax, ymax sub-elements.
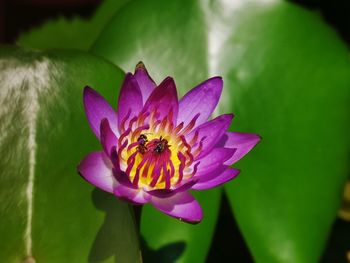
<box><xmin>0</xmin><ymin>46</ymin><xmax>140</xmax><ymax>263</ymax></box>
<box><xmin>91</xmin><ymin>0</ymin><xmax>350</xmax><ymax>262</ymax></box>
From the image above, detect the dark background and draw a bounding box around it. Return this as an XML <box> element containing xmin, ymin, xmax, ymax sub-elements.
<box><xmin>0</xmin><ymin>0</ymin><xmax>349</xmax><ymax>46</ymax></box>
<box><xmin>1</xmin><ymin>0</ymin><xmax>349</xmax><ymax>262</ymax></box>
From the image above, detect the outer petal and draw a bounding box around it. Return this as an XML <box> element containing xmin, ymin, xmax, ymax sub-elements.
<box><xmin>114</xmin><ymin>185</ymin><xmax>150</xmax><ymax>205</ymax></box>
<box><xmin>147</xmin><ymin>180</ymin><xmax>197</xmax><ymax>198</ymax></box>
<box><xmin>83</xmin><ymin>86</ymin><xmax>119</xmax><ymax>138</ymax></box>
<box><xmin>134</xmin><ymin>62</ymin><xmax>156</xmax><ymax>103</ymax></box>
<box><xmin>192</xmin><ymin>168</ymin><xmax>240</xmax><ymax>190</ymax></box>
<box><xmin>151</xmin><ymin>192</ymin><xmax>202</xmax><ymax>223</ymax></box>
<box><xmin>78</xmin><ymin>151</ymin><xmax>115</xmax><ymax>193</ymax></box>
<box><xmin>188</xmin><ymin>114</ymin><xmax>233</xmax><ymax>159</ymax></box>
<box><xmin>178</xmin><ymin>77</ymin><xmax>223</xmax><ymax>128</ymax></box>
<box><xmin>117</xmin><ymin>73</ymin><xmax>143</xmax><ymax>130</ymax></box>
<box><xmin>100</xmin><ymin>119</ymin><xmax>118</xmax><ymax>157</ymax></box>
<box><xmin>114</xmin><ymin>170</ymin><xmax>135</xmax><ymax>188</ymax></box>
<box><xmin>216</xmin><ymin>132</ymin><xmax>261</xmax><ymax>165</ymax></box>
<box><xmin>143</xmin><ymin>77</ymin><xmax>178</xmax><ymax>124</ymax></box>
<box><xmin>193</xmin><ymin>148</ymin><xmax>236</xmax><ymax>177</ymax></box>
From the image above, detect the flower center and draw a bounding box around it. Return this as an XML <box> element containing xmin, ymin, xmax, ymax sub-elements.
<box><xmin>117</xmin><ymin>109</ymin><xmax>202</xmax><ymax>190</ymax></box>
<box><xmin>137</xmin><ymin>135</ymin><xmax>169</xmax><ymax>154</ymax></box>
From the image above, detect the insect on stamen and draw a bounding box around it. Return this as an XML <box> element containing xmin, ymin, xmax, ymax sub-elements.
<box><xmin>137</xmin><ymin>134</ymin><xmax>148</xmax><ymax>154</ymax></box>
<box><xmin>154</xmin><ymin>136</ymin><xmax>169</xmax><ymax>154</ymax></box>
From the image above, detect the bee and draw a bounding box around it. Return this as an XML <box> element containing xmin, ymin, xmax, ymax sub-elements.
<box><xmin>138</xmin><ymin>134</ymin><xmax>148</xmax><ymax>144</ymax></box>
<box><xmin>154</xmin><ymin>136</ymin><xmax>169</xmax><ymax>154</ymax></box>
<box><xmin>137</xmin><ymin>134</ymin><xmax>148</xmax><ymax>154</ymax></box>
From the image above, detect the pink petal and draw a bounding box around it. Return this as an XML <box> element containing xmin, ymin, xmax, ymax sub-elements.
<box><xmin>143</xmin><ymin>77</ymin><xmax>178</xmax><ymax>124</ymax></box>
<box><xmin>134</xmin><ymin>62</ymin><xmax>157</xmax><ymax>103</ymax></box>
<box><xmin>178</xmin><ymin>77</ymin><xmax>223</xmax><ymax>128</ymax></box>
<box><xmin>100</xmin><ymin>119</ymin><xmax>118</xmax><ymax>158</ymax></box>
<box><xmin>188</xmin><ymin>114</ymin><xmax>233</xmax><ymax>159</ymax></box>
<box><xmin>83</xmin><ymin>86</ymin><xmax>119</xmax><ymax>138</ymax></box>
<box><xmin>216</xmin><ymin>132</ymin><xmax>261</xmax><ymax>165</ymax></box>
<box><xmin>114</xmin><ymin>185</ymin><xmax>150</xmax><ymax>205</ymax></box>
<box><xmin>78</xmin><ymin>151</ymin><xmax>116</xmax><ymax>193</ymax></box>
<box><xmin>192</xmin><ymin>168</ymin><xmax>240</xmax><ymax>190</ymax></box>
<box><xmin>117</xmin><ymin>73</ymin><xmax>143</xmax><ymax>130</ymax></box>
<box><xmin>151</xmin><ymin>191</ymin><xmax>202</xmax><ymax>223</ymax></box>
<box><xmin>147</xmin><ymin>180</ymin><xmax>197</xmax><ymax>198</ymax></box>
<box><xmin>194</xmin><ymin>148</ymin><xmax>236</xmax><ymax>177</ymax></box>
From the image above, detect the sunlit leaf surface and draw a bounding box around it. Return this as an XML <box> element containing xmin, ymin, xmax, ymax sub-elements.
<box><xmin>0</xmin><ymin>46</ymin><xmax>140</xmax><ymax>263</ymax></box>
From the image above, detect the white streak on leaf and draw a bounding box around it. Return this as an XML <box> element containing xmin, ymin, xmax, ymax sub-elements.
<box><xmin>0</xmin><ymin>57</ymin><xmax>50</xmax><ymax>258</ymax></box>
<box><xmin>201</xmin><ymin>0</ymin><xmax>276</xmax><ymax>115</ymax></box>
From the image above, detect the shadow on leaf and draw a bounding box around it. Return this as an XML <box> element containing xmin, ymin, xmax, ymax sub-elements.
<box><xmin>141</xmin><ymin>236</ymin><xmax>186</xmax><ymax>263</ymax></box>
<box><xmin>88</xmin><ymin>188</ymin><xmax>139</xmax><ymax>263</ymax></box>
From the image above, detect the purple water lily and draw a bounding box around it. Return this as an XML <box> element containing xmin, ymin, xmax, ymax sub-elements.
<box><xmin>78</xmin><ymin>62</ymin><xmax>260</xmax><ymax>223</ymax></box>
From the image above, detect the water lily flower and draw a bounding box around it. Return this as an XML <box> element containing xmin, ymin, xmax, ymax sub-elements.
<box><xmin>78</xmin><ymin>62</ymin><xmax>260</xmax><ymax>223</ymax></box>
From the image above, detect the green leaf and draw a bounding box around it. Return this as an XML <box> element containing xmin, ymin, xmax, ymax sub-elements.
<box><xmin>220</xmin><ymin>3</ymin><xmax>350</xmax><ymax>263</ymax></box>
<box><xmin>0</xmin><ymin>46</ymin><xmax>141</xmax><ymax>263</ymax></box>
<box><xmin>141</xmin><ymin>190</ymin><xmax>221</xmax><ymax>263</ymax></box>
<box><xmin>91</xmin><ymin>0</ymin><xmax>350</xmax><ymax>262</ymax></box>
<box><xmin>16</xmin><ymin>0</ymin><xmax>129</xmax><ymax>50</ymax></box>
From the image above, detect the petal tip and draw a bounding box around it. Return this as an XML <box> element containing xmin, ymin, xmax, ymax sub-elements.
<box><xmin>208</xmin><ymin>76</ymin><xmax>223</xmax><ymax>88</ymax></box>
<box><xmin>211</xmin><ymin>76</ymin><xmax>223</xmax><ymax>82</ymax></box>
<box><xmin>162</xmin><ymin>76</ymin><xmax>175</xmax><ymax>85</ymax></box>
<box><xmin>225</xmin><ymin>113</ymin><xmax>234</xmax><ymax>122</ymax></box>
<box><xmin>135</xmin><ymin>61</ymin><xmax>146</xmax><ymax>71</ymax></box>
<box><xmin>83</xmin><ymin>85</ymin><xmax>99</xmax><ymax>98</ymax></box>
<box><xmin>234</xmin><ymin>169</ymin><xmax>241</xmax><ymax>178</ymax></box>
<box><xmin>83</xmin><ymin>85</ymin><xmax>94</xmax><ymax>99</ymax></box>
<box><xmin>83</xmin><ymin>85</ymin><xmax>92</xmax><ymax>92</ymax></box>
<box><xmin>179</xmin><ymin>215</ymin><xmax>202</xmax><ymax>224</ymax></box>
<box><xmin>251</xmin><ymin>133</ymin><xmax>262</xmax><ymax>146</ymax></box>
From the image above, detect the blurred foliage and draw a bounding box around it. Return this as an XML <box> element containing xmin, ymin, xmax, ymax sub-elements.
<box><xmin>339</xmin><ymin>181</ymin><xmax>350</xmax><ymax>221</ymax></box>
<box><xmin>321</xmin><ymin>218</ymin><xmax>350</xmax><ymax>263</ymax></box>
<box><xmin>0</xmin><ymin>46</ymin><xmax>140</xmax><ymax>263</ymax></box>
<box><xmin>10</xmin><ymin>0</ymin><xmax>350</xmax><ymax>262</ymax></box>
<box><xmin>17</xmin><ymin>0</ymin><xmax>130</xmax><ymax>50</ymax></box>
